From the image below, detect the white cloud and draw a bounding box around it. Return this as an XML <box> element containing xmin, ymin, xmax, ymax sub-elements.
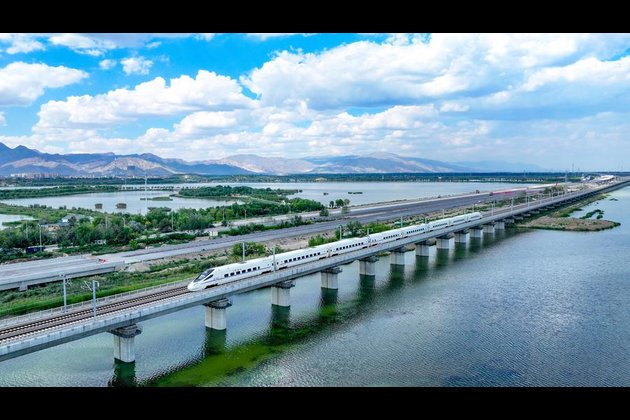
<box><xmin>98</xmin><ymin>59</ymin><xmax>117</xmax><ymax>70</ymax></box>
<box><xmin>247</xmin><ymin>33</ymin><xmax>310</xmax><ymax>40</ymax></box>
<box><xmin>121</xmin><ymin>56</ymin><xmax>153</xmax><ymax>75</ymax></box>
<box><xmin>36</xmin><ymin>70</ymin><xmax>253</xmax><ymax>129</ymax></box>
<box><xmin>196</xmin><ymin>33</ymin><xmax>216</xmax><ymax>41</ymax></box>
<box><xmin>243</xmin><ymin>34</ymin><xmax>630</xmax><ymax>110</ymax></box>
<box><xmin>49</xmin><ymin>33</ymin><xmax>116</xmax><ymax>56</ymax></box>
<box><xmin>0</xmin><ymin>112</ymin><xmax>5</xmax><ymax>126</ymax></box>
<box><xmin>0</xmin><ymin>62</ymin><xmax>87</xmax><ymax>106</ymax></box>
<box><xmin>6</xmin><ymin>34</ymin><xmax>630</xmax><ymax>171</ymax></box>
<box><xmin>0</xmin><ymin>33</ymin><xmax>45</xmax><ymax>54</ymax></box>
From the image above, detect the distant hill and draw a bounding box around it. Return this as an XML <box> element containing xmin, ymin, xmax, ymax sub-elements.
<box><xmin>0</xmin><ymin>143</ymin><xmax>252</xmax><ymax>176</ymax></box>
<box><xmin>0</xmin><ymin>142</ymin><xmax>548</xmax><ymax>176</ymax></box>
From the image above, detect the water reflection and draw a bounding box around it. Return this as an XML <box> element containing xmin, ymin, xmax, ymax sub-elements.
<box><xmin>203</xmin><ymin>329</ymin><xmax>227</xmax><ymax>357</ymax></box>
<box><xmin>108</xmin><ymin>360</ymin><xmax>137</xmax><ymax>387</ymax></box>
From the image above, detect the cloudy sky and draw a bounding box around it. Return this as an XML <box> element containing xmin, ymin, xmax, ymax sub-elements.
<box><xmin>0</xmin><ymin>33</ymin><xmax>629</xmax><ymax>170</ymax></box>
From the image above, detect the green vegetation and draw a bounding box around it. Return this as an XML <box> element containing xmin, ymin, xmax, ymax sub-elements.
<box><xmin>0</xmin><ymin>202</ymin><xmax>98</xmax><ymax>221</ymax></box>
<box><xmin>0</xmin><ymin>185</ymin><xmax>121</xmax><ymax>200</ymax></box>
<box><xmin>308</xmin><ymin>235</ymin><xmax>338</xmax><ymax>247</ymax></box>
<box><xmin>0</xmin><ymin>254</ymin><xmax>238</xmax><ymax>319</ymax></box>
<box><xmin>178</xmin><ymin>185</ymin><xmax>301</xmax><ymax>202</ymax></box>
<box><xmin>3</xmin><ymin>172</ymin><xmax>585</xmax><ymax>188</ymax></box>
<box><xmin>231</xmin><ymin>242</ymin><xmax>266</xmax><ymax>258</ymax></box>
<box><xmin>580</xmin><ymin>209</ymin><xmax>604</xmax><ymax>219</ymax></box>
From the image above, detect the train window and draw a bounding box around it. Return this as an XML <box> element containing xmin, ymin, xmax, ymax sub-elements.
<box><xmin>224</xmin><ymin>274</ymin><xmax>229</xmax><ymax>278</ymax></box>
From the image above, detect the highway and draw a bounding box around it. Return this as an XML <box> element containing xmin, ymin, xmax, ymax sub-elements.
<box><xmin>0</xmin><ymin>182</ymin><xmax>593</xmax><ymax>290</ymax></box>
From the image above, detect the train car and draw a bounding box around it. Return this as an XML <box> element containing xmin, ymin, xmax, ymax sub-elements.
<box><xmin>450</xmin><ymin>214</ymin><xmax>469</xmax><ymax>226</ymax></box>
<box><xmin>368</xmin><ymin>230</ymin><xmax>401</xmax><ymax>246</ymax></box>
<box><xmin>327</xmin><ymin>236</ymin><xmax>370</xmax><ymax>256</ymax></box>
<box><xmin>187</xmin><ymin>255</ymin><xmax>274</xmax><ymax>291</ymax></box>
<box><xmin>467</xmin><ymin>212</ymin><xmax>482</xmax><ymax>221</ymax></box>
<box><xmin>428</xmin><ymin>218</ymin><xmax>451</xmax><ymax>231</ymax></box>
<box><xmin>401</xmin><ymin>223</ymin><xmax>428</xmax><ymax>238</ymax></box>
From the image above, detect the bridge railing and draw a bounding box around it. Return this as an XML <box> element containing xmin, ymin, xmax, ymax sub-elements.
<box><xmin>0</xmin><ymin>279</ymin><xmax>190</xmax><ymax>329</ymax></box>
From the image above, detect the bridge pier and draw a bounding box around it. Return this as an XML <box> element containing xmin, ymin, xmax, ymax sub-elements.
<box><xmin>454</xmin><ymin>230</ymin><xmax>469</xmax><ymax>243</ymax></box>
<box><xmin>470</xmin><ymin>226</ymin><xmax>484</xmax><ymax>238</ymax></box>
<box><xmin>437</xmin><ymin>233</ymin><xmax>455</xmax><ymax>249</ymax></box>
<box><xmin>272</xmin><ymin>280</ymin><xmax>295</xmax><ymax>307</ymax></box>
<box><xmin>359</xmin><ymin>255</ymin><xmax>378</xmax><ymax>276</ymax></box>
<box><xmin>495</xmin><ymin>221</ymin><xmax>505</xmax><ymax>230</ymax></box>
<box><xmin>483</xmin><ymin>223</ymin><xmax>495</xmax><ymax>234</ymax></box>
<box><xmin>390</xmin><ymin>247</ymin><xmax>407</xmax><ymax>265</ymax></box>
<box><xmin>204</xmin><ymin>298</ymin><xmax>232</xmax><ymax>331</ymax></box>
<box><xmin>321</xmin><ymin>267</ymin><xmax>343</xmax><ymax>289</ymax></box>
<box><xmin>111</xmin><ymin>324</ymin><xmax>142</xmax><ymax>363</ymax></box>
<box><xmin>415</xmin><ymin>239</ymin><xmax>436</xmax><ymax>257</ymax></box>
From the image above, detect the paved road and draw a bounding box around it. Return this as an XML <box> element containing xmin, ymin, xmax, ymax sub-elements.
<box><xmin>0</xmin><ymin>182</ymin><xmax>582</xmax><ymax>289</ymax></box>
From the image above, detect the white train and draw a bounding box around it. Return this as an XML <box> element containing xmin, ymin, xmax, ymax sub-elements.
<box><xmin>187</xmin><ymin>211</ymin><xmax>482</xmax><ymax>291</ymax></box>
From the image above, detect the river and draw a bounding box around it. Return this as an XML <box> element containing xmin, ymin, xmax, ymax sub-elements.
<box><xmin>0</xmin><ymin>181</ymin><xmax>531</xmax><ymax>215</ymax></box>
<box><xmin>0</xmin><ymin>186</ymin><xmax>627</xmax><ymax>386</ymax></box>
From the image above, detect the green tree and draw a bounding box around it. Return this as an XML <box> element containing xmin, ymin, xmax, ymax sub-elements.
<box><xmin>346</xmin><ymin>221</ymin><xmax>363</xmax><ymax>236</ymax></box>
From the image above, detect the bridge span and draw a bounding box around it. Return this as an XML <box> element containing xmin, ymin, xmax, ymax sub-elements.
<box><xmin>1</xmin><ymin>179</ymin><xmax>627</xmax><ymax>363</ymax></box>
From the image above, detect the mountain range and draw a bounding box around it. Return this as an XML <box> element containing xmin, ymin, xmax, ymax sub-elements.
<box><xmin>0</xmin><ymin>142</ymin><xmax>547</xmax><ymax>176</ymax></box>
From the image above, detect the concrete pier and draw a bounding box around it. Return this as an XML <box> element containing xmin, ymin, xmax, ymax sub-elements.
<box><xmin>437</xmin><ymin>233</ymin><xmax>455</xmax><ymax>249</ymax></box>
<box><xmin>454</xmin><ymin>230</ymin><xmax>470</xmax><ymax>243</ymax></box>
<box><xmin>204</xmin><ymin>298</ymin><xmax>232</xmax><ymax>331</ymax></box>
<box><xmin>271</xmin><ymin>280</ymin><xmax>295</xmax><ymax>307</ymax></box>
<box><xmin>470</xmin><ymin>226</ymin><xmax>484</xmax><ymax>238</ymax></box>
<box><xmin>495</xmin><ymin>221</ymin><xmax>505</xmax><ymax>230</ymax></box>
<box><xmin>111</xmin><ymin>324</ymin><xmax>142</xmax><ymax>363</ymax></box>
<box><xmin>415</xmin><ymin>238</ymin><xmax>436</xmax><ymax>257</ymax></box>
<box><xmin>390</xmin><ymin>247</ymin><xmax>407</xmax><ymax>265</ymax></box>
<box><xmin>483</xmin><ymin>223</ymin><xmax>495</xmax><ymax>234</ymax></box>
<box><xmin>359</xmin><ymin>255</ymin><xmax>378</xmax><ymax>276</ymax></box>
<box><xmin>321</xmin><ymin>267</ymin><xmax>343</xmax><ymax>289</ymax></box>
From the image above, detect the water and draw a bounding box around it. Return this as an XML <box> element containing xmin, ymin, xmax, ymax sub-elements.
<box><xmin>0</xmin><ymin>214</ymin><xmax>33</xmax><ymax>230</ymax></box>
<box><xmin>0</xmin><ymin>181</ymin><xmax>530</xmax><ymax>214</ymax></box>
<box><xmin>0</xmin><ymin>190</ymin><xmax>239</xmax><ymax>216</ymax></box>
<box><xmin>0</xmin><ymin>188</ymin><xmax>628</xmax><ymax>386</ymax></box>
<box><xmin>164</xmin><ymin>181</ymin><xmax>533</xmax><ymax>206</ymax></box>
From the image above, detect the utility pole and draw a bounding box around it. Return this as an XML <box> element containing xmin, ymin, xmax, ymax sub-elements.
<box><xmin>242</xmin><ymin>242</ymin><xmax>245</xmax><ymax>262</ymax></box>
<box><xmin>144</xmin><ymin>172</ymin><xmax>148</xmax><ymax>214</ymax></box>
<box><xmin>339</xmin><ymin>225</ymin><xmax>342</xmax><ymax>239</ymax></box>
<box><xmin>39</xmin><ymin>225</ymin><xmax>42</xmax><ymax>248</ymax></box>
<box><xmin>171</xmin><ymin>211</ymin><xmax>174</xmax><ymax>231</ymax></box>
<box><xmin>400</xmin><ymin>216</ymin><xmax>403</xmax><ymax>228</ymax></box>
<box><xmin>61</xmin><ymin>274</ymin><xmax>68</xmax><ymax>312</ymax></box>
<box><xmin>86</xmin><ymin>280</ymin><xmax>99</xmax><ymax>318</ymax></box>
<box><xmin>272</xmin><ymin>247</ymin><xmax>277</xmax><ymax>272</ymax></box>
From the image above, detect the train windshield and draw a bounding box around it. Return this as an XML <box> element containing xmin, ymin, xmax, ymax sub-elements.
<box><xmin>193</xmin><ymin>268</ymin><xmax>214</xmax><ymax>282</ymax></box>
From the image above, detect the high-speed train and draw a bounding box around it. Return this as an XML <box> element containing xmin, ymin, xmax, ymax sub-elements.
<box><xmin>187</xmin><ymin>211</ymin><xmax>482</xmax><ymax>291</ymax></box>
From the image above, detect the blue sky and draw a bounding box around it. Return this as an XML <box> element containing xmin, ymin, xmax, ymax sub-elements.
<box><xmin>1</xmin><ymin>33</ymin><xmax>629</xmax><ymax>170</ymax></box>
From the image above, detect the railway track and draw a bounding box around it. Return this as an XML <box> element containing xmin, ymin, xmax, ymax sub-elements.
<box><xmin>0</xmin><ymin>286</ymin><xmax>189</xmax><ymax>343</ymax></box>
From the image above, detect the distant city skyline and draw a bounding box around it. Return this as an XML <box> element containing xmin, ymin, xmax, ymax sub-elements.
<box><xmin>0</xmin><ymin>33</ymin><xmax>629</xmax><ymax>171</ymax></box>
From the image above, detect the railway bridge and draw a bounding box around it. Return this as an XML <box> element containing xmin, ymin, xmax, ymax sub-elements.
<box><xmin>1</xmin><ymin>179</ymin><xmax>627</xmax><ymax>363</ymax></box>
